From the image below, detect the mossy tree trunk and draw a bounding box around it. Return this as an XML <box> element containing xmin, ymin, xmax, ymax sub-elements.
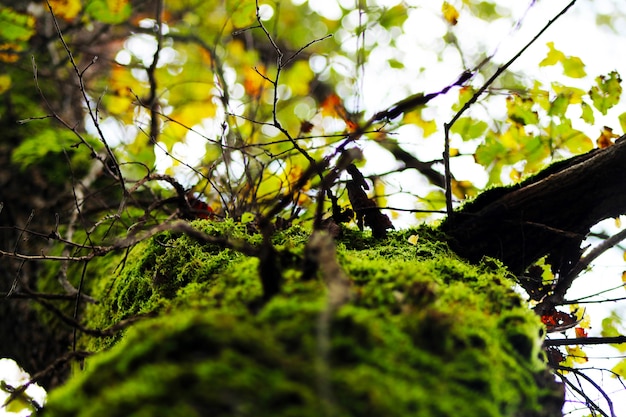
<box><xmin>7</xmin><ymin>135</ymin><xmax>626</xmax><ymax>416</ymax></box>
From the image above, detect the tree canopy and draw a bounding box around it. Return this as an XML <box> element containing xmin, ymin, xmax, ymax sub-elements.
<box><xmin>1</xmin><ymin>0</ymin><xmax>626</xmax><ymax>416</ymax></box>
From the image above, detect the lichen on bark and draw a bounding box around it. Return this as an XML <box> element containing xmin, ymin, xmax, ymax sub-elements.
<box><xmin>44</xmin><ymin>220</ymin><xmax>563</xmax><ymax>417</ymax></box>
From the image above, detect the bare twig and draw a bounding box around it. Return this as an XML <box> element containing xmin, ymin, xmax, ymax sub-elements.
<box><xmin>145</xmin><ymin>0</ymin><xmax>165</xmax><ymax>145</ymax></box>
<box><xmin>556</xmin><ymin>228</ymin><xmax>626</xmax><ymax>299</ymax></box>
<box><xmin>44</xmin><ymin>0</ymin><xmax>125</xmax><ymax>192</ymax></box>
<box><xmin>443</xmin><ymin>0</ymin><xmax>578</xmax><ymax>220</ymax></box>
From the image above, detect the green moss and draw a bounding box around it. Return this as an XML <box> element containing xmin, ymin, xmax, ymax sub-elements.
<box><xmin>45</xmin><ymin>221</ymin><xmax>560</xmax><ymax>417</ymax></box>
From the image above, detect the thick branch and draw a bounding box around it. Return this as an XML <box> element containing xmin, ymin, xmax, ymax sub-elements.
<box><xmin>544</xmin><ymin>336</ymin><xmax>626</xmax><ymax>347</ymax></box>
<box><xmin>442</xmin><ymin>136</ymin><xmax>626</xmax><ymax>277</ymax></box>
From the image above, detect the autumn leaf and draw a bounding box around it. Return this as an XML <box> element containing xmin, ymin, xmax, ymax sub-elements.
<box><xmin>442</xmin><ymin>2</ymin><xmax>459</xmax><ymax>25</ymax></box>
<box><xmin>451</xmin><ymin>179</ymin><xmax>477</xmax><ymax>199</ymax></box>
<box><xmin>574</xmin><ymin>327</ymin><xmax>588</xmax><ymax>338</ymax></box>
<box><xmin>320</xmin><ymin>93</ymin><xmax>359</xmax><ymax>132</ymax></box>
<box><xmin>48</xmin><ymin>0</ymin><xmax>82</xmax><ymax>21</ymax></box>
<box><xmin>243</xmin><ymin>66</ymin><xmax>268</xmax><ymax>98</ymax></box>
<box><xmin>299</xmin><ymin>120</ymin><xmax>314</xmax><ymax>134</ymax></box>
<box><xmin>596</xmin><ymin>126</ymin><xmax>619</xmax><ymax>148</ymax></box>
<box><xmin>321</xmin><ymin>93</ymin><xmax>343</xmax><ymax>117</ymax></box>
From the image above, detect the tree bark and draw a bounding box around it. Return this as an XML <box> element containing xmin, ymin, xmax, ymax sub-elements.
<box><xmin>441</xmin><ymin>135</ymin><xmax>626</xmax><ymax>279</ymax></box>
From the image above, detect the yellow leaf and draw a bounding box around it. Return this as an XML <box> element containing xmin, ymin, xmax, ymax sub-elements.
<box><xmin>622</xmin><ymin>270</ymin><xmax>626</xmax><ymax>284</ymax></box>
<box><xmin>442</xmin><ymin>2</ymin><xmax>459</xmax><ymax>25</ymax></box>
<box><xmin>48</xmin><ymin>0</ymin><xmax>82</xmax><ymax>21</ymax></box>
<box><xmin>616</xmin><ymin>217</ymin><xmax>622</xmax><ymax>228</ymax></box>
<box><xmin>373</xmin><ymin>177</ymin><xmax>387</xmax><ymax>207</ymax></box>
<box><xmin>403</xmin><ymin>109</ymin><xmax>437</xmax><ymax>137</ymax></box>
<box><xmin>107</xmin><ymin>0</ymin><xmax>129</xmax><ymax>14</ymax></box>
<box><xmin>539</xmin><ymin>42</ymin><xmax>564</xmax><ymax>67</ymax></box>
<box><xmin>612</xmin><ymin>359</ymin><xmax>626</xmax><ymax>378</ymax></box>
<box><xmin>565</xmin><ymin>345</ymin><xmax>588</xmax><ymax>364</ymax></box>
<box><xmin>0</xmin><ymin>74</ymin><xmax>11</xmax><ymax>94</ymax></box>
<box><xmin>509</xmin><ymin>168</ymin><xmax>521</xmax><ymax>183</ymax></box>
<box><xmin>408</xmin><ymin>235</ymin><xmax>419</xmax><ymax>246</ymax></box>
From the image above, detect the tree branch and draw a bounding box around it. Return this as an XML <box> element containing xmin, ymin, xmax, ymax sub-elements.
<box><xmin>544</xmin><ymin>336</ymin><xmax>626</xmax><ymax>347</ymax></box>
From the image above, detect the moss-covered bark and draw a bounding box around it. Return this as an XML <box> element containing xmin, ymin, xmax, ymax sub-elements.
<box><xmin>43</xmin><ymin>220</ymin><xmax>563</xmax><ymax>417</ymax></box>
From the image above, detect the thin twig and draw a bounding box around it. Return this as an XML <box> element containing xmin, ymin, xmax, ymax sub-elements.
<box><xmin>557</xmin><ymin>228</ymin><xmax>626</xmax><ymax>298</ymax></box>
<box><xmin>554</xmin><ymin>365</ymin><xmax>615</xmax><ymax>417</ymax></box>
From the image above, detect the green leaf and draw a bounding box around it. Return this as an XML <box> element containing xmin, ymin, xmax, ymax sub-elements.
<box><xmin>563</xmin><ymin>130</ymin><xmax>593</xmax><ymax>154</ymax></box>
<box><xmin>589</xmin><ymin>71</ymin><xmax>622</xmax><ymax>115</ymax></box>
<box><xmin>229</xmin><ymin>2</ymin><xmax>257</xmax><ymax>27</ymax></box>
<box><xmin>602</xmin><ymin>312</ymin><xmax>626</xmax><ymax>352</ymax></box>
<box><xmin>379</xmin><ymin>4</ymin><xmax>409</xmax><ymax>29</ymax></box>
<box><xmin>86</xmin><ymin>0</ymin><xmax>132</xmax><ymax>24</ymax></box>
<box><xmin>241</xmin><ymin>212</ymin><xmax>255</xmax><ymax>224</ymax></box>
<box><xmin>561</xmin><ymin>56</ymin><xmax>586</xmax><ymax>78</ymax></box>
<box><xmin>468</xmin><ymin>1</ymin><xmax>500</xmax><ymax>21</ymax></box>
<box><xmin>388</xmin><ymin>59</ymin><xmax>404</xmax><ymax>69</ymax></box>
<box><xmin>539</xmin><ymin>42</ymin><xmax>586</xmax><ymax>78</ymax></box>
<box><xmin>506</xmin><ymin>95</ymin><xmax>538</xmax><ymax>126</ymax></box>
<box><xmin>417</xmin><ymin>190</ymin><xmax>446</xmax><ymax>214</ymax></box>
<box><xmin>522</xmin><ymin>136</ymin><xmax>550</xmax><ymax>173</ymax></box>
<box><xmin>619</xmin><ymin>112</ymin><xmax>626</xmax><ymax>134</ymax></box>
<box><xmin>551</xmin><ymin>83</ymin><xmax>586</xmax><ymax>104</ymax></box>
<box><xmin>549</xmin><ymin>120</ymin><xmax>593</xmax><ymax>154</ymax></box>
<box><xmin>450</xmin><ymin>117</ymin><xmax>488</xmax><ymax>141</ymax></box>
<box><xmin>11</xmin><ymin>128</ymin><xmax>78</xmax><ymax>168</ymax></box>
<box><xmin>548</xmin><ymin>94</ymin><xmax>569</xmax><ymax>117</ymax></box>
<box><xmin>581</xmin><ymin>102</ymin><xmax>595</xmax><ymax>124</ymax></box>
<box><xmin>0</xmin><ymin>8</ymin><xmax>35</xmax><ymax>42</ymax></box>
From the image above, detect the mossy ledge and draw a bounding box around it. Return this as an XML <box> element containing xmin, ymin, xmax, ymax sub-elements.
<box><xmin>43</xmin><ymin>220</ymin><xmax>563</xmax><ymax>417</ymax></box>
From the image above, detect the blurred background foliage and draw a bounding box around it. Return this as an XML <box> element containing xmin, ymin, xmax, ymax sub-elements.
<box><xmin>2</xmin><ymin>0</ymin><xmax>626</xmax><ymax>226</ymax></box>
